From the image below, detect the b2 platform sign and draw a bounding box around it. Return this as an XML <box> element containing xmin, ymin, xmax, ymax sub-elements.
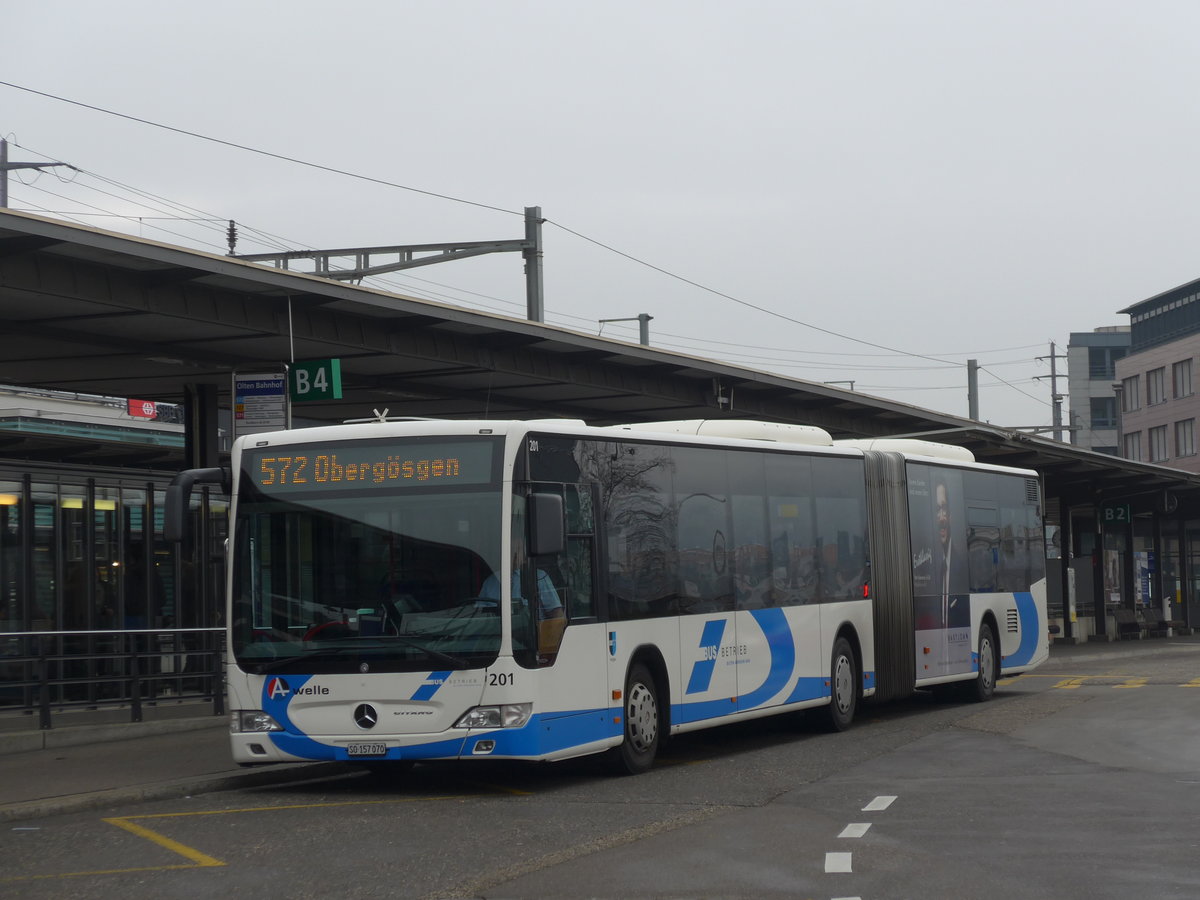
<box><xmin>1102</xmin><ymin>503</ymin><xmax>1133</xmax><ymax>527</ymax></box>
<box><xmin>289</xmin><ymin>358</ymin><xmax>342</xmax><ymax>402</ymax></box>
<box><xmin>233</xmin><ymin>372</ymin><xmax>289</xmax><ymax>439</ymax></box>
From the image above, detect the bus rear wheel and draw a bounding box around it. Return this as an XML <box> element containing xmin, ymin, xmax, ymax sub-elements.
<box><xmin>965</xmin><ymin>623</ymin><xmax>998</xmax><ymax>702</ymax></box>
<box><xmin>612</xmin><ymin>662</ymin><xmax>660</xmax><ymax>775</ymax></box>
<box><xmin>824</xmin><ymin>636</ymin><xmax>858</xmax><ymax>732</ymax></box>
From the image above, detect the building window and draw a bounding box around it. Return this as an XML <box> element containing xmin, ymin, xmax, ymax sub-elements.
<box><xmin>1123</xmin><ymin>431</ymin><xmax>1143</xmax><ymax>460</ymax></box>
<box><xmin>1088</xmin><ymin>346</ymin><xmax>1128</xmax><ymax>380</ymax></box>
<box><xmin>1121</xmin><ymin>375</ymin><xmax>1140</xmax><ymax>411</ymax></box>
<box><xmin>1089</xmin><ymin>397</ymin><xmax>1117</xmax><ymax>429</ymax></box>
<box><xmin>1174</xmin><ymin>359</ymin><xmax>1193</xmax><ymax>398</ymax></box>
<box><xmin>1148</xmin><ymin>368</ymin><xmax>1166</xmax><ymax>406</ymax></box>
<box><xmin>1177</xmin><ymin>419</ymin><xmax>1196</xmax><ymax>457</ymax></box>
<box><xmin>1149</xmin><ymin>425</ymin><xmax>1169</xmax><ymax>462</ymax></box>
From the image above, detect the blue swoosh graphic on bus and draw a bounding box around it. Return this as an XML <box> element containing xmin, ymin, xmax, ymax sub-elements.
<box><xmin>737</xmin><ymin>608</ymin><xmax>795</xmax><ymax>709</ymax></box>
<box><xmin>686</xmin><ymin>619</ymin><xmax>728</xmax><ymax>694</ymax></box>
<box><xmin>411</xmin><ymin>670</ymin><xmax>453</xmax><ymax>701</ymax></box>
<box><xmin>1003</xmin><ymin>591</ymin><xmax>1039</xmax><ymax>667</ymax></box>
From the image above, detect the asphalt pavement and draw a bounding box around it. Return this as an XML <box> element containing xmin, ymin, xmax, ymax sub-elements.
<box><xmin>2</xmin><ymin>633</ymin><xmax>1197</xmax><ymax>824</ymax></box>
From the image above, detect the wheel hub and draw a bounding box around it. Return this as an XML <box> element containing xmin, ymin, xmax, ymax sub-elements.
<box><xmin>833</xmin><ymin>654</ymin><xmax>853</xmax><ymax>714</ymax></box>
<box><xmin>627</xmin><ymin>681</ymin><xmax>658</xmax><ymax>751</ymax></box>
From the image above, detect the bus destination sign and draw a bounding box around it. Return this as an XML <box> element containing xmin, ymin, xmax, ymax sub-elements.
<box><xmin>246</xmin><ymin>440</ymin><xmax>496</xmax><ymax>493</ymax></box>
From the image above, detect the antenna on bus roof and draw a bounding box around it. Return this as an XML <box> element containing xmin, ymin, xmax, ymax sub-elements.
<box><xmin>342</xmin><ymin>410</ymin><xmax>440</xmax><ymax>424</ymax></box>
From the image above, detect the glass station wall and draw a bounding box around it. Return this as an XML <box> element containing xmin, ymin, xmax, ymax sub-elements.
<box><xmin>0</xmin><ymin>463</ymin><xmax>226</xmax><ymax>709</ymax></box>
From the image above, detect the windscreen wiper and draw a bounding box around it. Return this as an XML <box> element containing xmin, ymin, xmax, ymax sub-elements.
<box><xmin>375</xmin><ymin>634</ymin><xmax>468</xmax><ymax>669</ymax></box>
<box><xmin>247</xmin><ymin>638</ymin><xmax>467</xmax><ymax>674</ymax></box>
<box><xmin>249</xmin><ymin>645</ymin><xmax>356</xmax><ymax>674</ymax></box>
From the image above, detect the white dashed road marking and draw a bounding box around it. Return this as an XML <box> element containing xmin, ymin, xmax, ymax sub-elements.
<box><xmin>825</xmin><ymin>852</ymin><xmax>854</xmax><ymax>873</ymax></box>
<box><xmin>823</xmin><ymin>796</ymin><xmax>897</xmax><ymax>891</ymax></box>
<box><xmin>862</xmin><ymin>795</ymin><xmax>896</xmax><ymax>812</ymax></box>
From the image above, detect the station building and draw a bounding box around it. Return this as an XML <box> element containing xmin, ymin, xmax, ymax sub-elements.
<box><xmin>1116</xmin><ymin>279</ymin><xmax>1200</xmax><ymax>474</ymax></box>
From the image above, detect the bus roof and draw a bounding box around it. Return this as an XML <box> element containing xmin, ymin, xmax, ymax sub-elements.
<box><xmin>604</xmin><ymin>419</ymin><xmax>833</xmax><ymax>446</ymax></box>
<box><xmin>835</xmin><ymin>437</ymin><xmax>976</xmax><ymax>463</ymax></box>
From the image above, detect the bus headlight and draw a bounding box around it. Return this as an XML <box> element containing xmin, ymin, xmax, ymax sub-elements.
<box><xmin>231</xmin><ymin>710</ymin><xmax>285</xmax><ymax>733</ymax></box>
<box><xmin>454</xmin><ymin>703</ymin><xmax>532</xmax><ymax>729</ymax></box>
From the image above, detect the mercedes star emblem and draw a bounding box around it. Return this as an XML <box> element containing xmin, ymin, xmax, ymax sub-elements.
<box><xmin>353</xmin><ymin>703</ymin><xmax>378</xmax><ymax>729</ymax></box>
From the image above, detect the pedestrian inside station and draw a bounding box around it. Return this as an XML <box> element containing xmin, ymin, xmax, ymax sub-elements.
<box><xmin>2</xmin><ymin>209</ymin><xmax>1199</xmax><ymax>729</ymax></box>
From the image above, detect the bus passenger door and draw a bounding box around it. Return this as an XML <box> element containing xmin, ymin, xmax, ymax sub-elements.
<box><xmin>530</xmin><ymin>483</ymin><xmax>609</xmax><ymax>744</ymax></box>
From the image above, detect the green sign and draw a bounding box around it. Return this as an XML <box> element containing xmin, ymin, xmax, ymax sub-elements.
<box><xmin>1102</xmin><ymin>503</ymin><xmax>1132</xmax><ymax>526</ymax></box>
<box><xmin>289</xmin><ymin>358</ymin><xmax>342</xmax><ymax>402</ymax></box>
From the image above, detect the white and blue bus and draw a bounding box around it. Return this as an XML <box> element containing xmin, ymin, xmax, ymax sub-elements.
<box><xmin>167</xmin><ymin>417</ymin><xmax>1048</xmax><ymax>774</ymax></box>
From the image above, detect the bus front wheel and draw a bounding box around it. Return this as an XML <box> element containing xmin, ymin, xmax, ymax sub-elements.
<box><xmin>824</xmin><ymin>636</ymin><xmax>858</xmax><ymax>732</ymax></box>
<box><xmin>613</xmin><ymin>662</ymin><xmax>660</xmax><ymax>775</ymax></box>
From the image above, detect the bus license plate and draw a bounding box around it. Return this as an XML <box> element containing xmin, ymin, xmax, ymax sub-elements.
<box><xmin>347</xmin><ymin>743</ymin><xmax>387</xmax><ymax>757</ymax></box>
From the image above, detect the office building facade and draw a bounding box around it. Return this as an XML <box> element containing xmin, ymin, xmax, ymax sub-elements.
<box><xmin>1067</xmin><ymin>327</ymin><xmax>1129</xmax><ymax>455</ymax></box>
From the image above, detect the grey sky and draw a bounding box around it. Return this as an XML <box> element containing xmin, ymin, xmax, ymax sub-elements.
<box><xmin>6</xmin><ymin>1</ymin><xmax>1198</xmax><ymax>429</ymax></box>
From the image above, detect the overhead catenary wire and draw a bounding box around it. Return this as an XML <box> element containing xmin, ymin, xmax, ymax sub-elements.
<box><xmin>0</xmin><ymin>82</ymin><xmax>958</xmax><ymax>367</ymax></box>
<box><xmin>12</xmin><ymin>180</ymin><xmax>232</xmax><ymax>253</ymax></box>
<box><xmin>8</xmin><ymin>137</ymin><xmax>309</xmax><ymax>256</ymax></box>
<box><xmin>0</xmin><ymin>80</ymin><xmax>518</xmax><ymax>217</ymax></box>
<box><xmin>976</xmin><ymin>365</ymin><xmax>1053</xmax><ymax>407</ymax></box>
<box><xmin>0</xmin><ymin>83</ymin><xmax>1062</xmax><ymax>414</ymax></box>
<box><xmin>543</xmin><ymin>217</ymin><xmax>960</xmax><ymax>368</ymax></box>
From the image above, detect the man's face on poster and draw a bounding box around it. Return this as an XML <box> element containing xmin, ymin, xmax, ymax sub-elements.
<box><xmin>935</xmin><ymin>482</ymin><xmax>950</xmax><ymax>551</ymax></box>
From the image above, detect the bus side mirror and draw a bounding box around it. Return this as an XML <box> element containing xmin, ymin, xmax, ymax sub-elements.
<box><xmin>164</xmin><ymin>467</ymin><xmax>229</xmax><ymax>543</ymax></box>
<box><xmin>527</xmin><ymin>492</ymin><xmax>565</xmax><ymax>557</ymax></box>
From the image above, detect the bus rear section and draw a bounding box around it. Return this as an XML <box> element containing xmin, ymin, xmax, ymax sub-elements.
<box><xmin>857</xmin><ymin>444</ymin><xmax>1049</xmax><ymax>704</ymax></box>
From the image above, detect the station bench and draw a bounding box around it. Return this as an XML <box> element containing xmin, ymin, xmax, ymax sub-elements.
<box><xmin>1142</xmin><ymin>607</ymin><xmax>1189</xmax><ymax>636</ymax></box>
<box><xmin>1112</xmin><ymin>607</ymin><xmax>1143</xmax><ymax>640</ymax></box>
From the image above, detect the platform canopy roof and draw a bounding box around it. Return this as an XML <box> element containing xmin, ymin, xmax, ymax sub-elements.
<box><xmin>1</xmin><ymin>207</ymin><xmax>1198</xmax><ymax>512</ymax></box>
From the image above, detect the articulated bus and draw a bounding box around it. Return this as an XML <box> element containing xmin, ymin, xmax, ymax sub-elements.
<box><xmin>166</xmin><ymin>418</ymin><xmax>1048</xmax><ymax>775</ymax></box>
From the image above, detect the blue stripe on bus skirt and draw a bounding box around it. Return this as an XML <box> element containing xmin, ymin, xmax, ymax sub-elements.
<box><xmin>269</xmin><ymin>707</ymin><xmax>620</xmax><ymax>761</ymax></box>
<box><xmin>1002</xmin><ymin>591</ymin><xmax>1040</xmax><ymax>668</ymax></box>
<box><xmin>270</xmin><ymin>731</ymin><xmax>469</xmax><ymax>761</ymax></box>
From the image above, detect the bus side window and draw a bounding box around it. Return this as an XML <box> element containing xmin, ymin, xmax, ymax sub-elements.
<box><xmin>564</xmin><ymin>538</ymin><xmax>594</xmax><ymax>618</ymax></box>
<box><xmin>559</xmin><ymin>484</ymin><xmax>596</xmax><ymax>619</ymax></box>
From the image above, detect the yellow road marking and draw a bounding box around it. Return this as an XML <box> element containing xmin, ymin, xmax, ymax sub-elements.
<box><xmin>0</xmin><ymin>863</ymin><xmax>202</xmax><ymax>883</ymax></box>
<box><xmin>0</xmin><ymin>795</ymin><xmax>477</xmax><ymax>883</ymax></box>
<box><xmin>104</xmin><ymin>816</ymin><xmax>226</xmax><ymax>867</ymax></box>
<box><xmin>1054</xmin><ymin>677</ymin><xmax>1087</xmax><ymax>689</ymax></box>
<box><xmin>1113</xmin><ymin>677</ymin><xmax>1148</xmax><ymax>689</ymax></box>
<box><xmin>1021</xmin><ymin>673</ymin><xmax>1131</xmax><ymax>679</ymax></box>
<box><xmin>1183</xmin><ymin>678</ymin><xmax>1200</xmax><ymax>688</ymax></box>
<box><xmin>0</xmin><ymin>817</ymin><xmax>223</xmax><ymax>883</ymax></box>
<box><xmin>125</xmin><ymin>795</ymin><xmax>473</xmax><ymax>819</ymax></box>
<box><xmin>461</xmin><ymin>781</ymin><xmax>534</xmax><ymax>795</ymax></box>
